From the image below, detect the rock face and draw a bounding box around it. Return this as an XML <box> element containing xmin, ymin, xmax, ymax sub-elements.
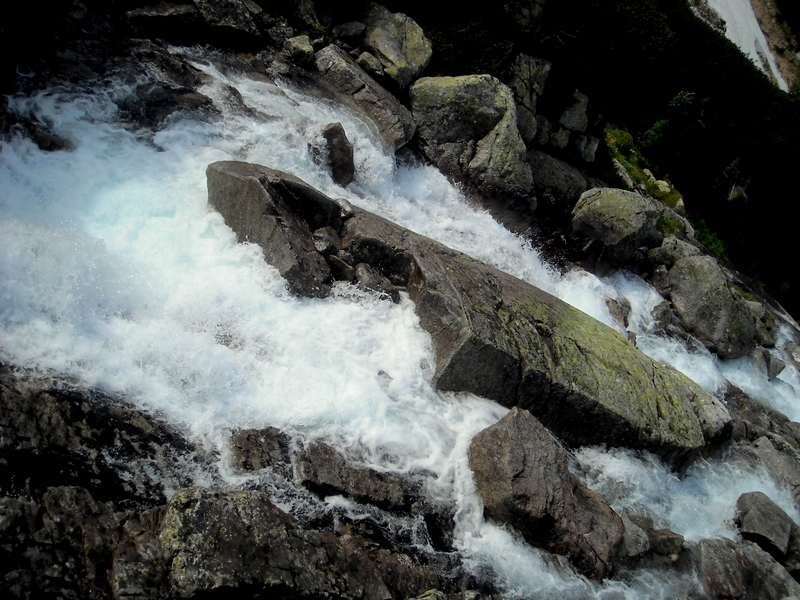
<box><xmin>363</xmin><ymin>2</ymin><xmax>432</xmax><ymax>90</ymax></box>
<box><xmin>469</xmin><ymin>408</ymin><xmax>624</xmax><ymax>579</ymax></box>
<box><xmin>159</xmin><ymin>487</ymin><xmax>439</xmax><ymax>598</ymax></box>
<box><xmin>658</xmin><ymin>255</ymin><xmax>756</xmax><ymax>358</ymax></box>
<box><xmin>206</xmin><ymin>161</ymin><xmax>730</xmax><ymax>465</ymax></box>
<box><xmin>409</xmin><ymin>75</ymin><xmax>533</xmax><ymax>197</ymax></box>
<box><xmin>314</xmin><ymin>44</ymin><xmax>415</xmax><ymax>151</ymax></box>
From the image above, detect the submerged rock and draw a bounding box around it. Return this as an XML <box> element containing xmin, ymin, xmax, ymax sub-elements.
<box><xmin>469</xmin><ymin>408</ymin><xmax>624</xmax><ymax>580</ymax></box>
<box><xmin>410</xmin><ymin>74</ymin><xmax>532</xmax><ymax>198</ymax></box>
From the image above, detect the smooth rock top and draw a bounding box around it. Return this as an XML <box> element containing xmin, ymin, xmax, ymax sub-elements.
<box><xmin>410</xmin><ymin>75</ymin><xmax>532</xmax><ymax>196</ymax></box>
<box><xmin>363</xmin><ymin>2</ymin><xmax>433</xmax><ymax>89</ymax></box>
<box><xmin>192</xmin><ymin>0</ymin><xmax>259</xmax><ymax>37</ymax></box>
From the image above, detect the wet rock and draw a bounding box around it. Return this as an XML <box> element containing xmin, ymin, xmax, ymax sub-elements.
<box><xmin>661</xmin><ymin>255</ymin><xmax>756</xmax><ymax>358</ymax></box>
<box><xmin>696</xmin><ymin>538</ymin><xmax>745</xmax><ymax>598</ymax></box>
<box><xmin>571</xmin><ymin>188</ymin><xmax>665</xmax><ymax>273</ymax></box>
<box><xmin>410</xmin><ymin>75</ymin><xmax>532</xmax><ymax>198</ymax></box>
<box><xmin>212</xmin><ymin>163</ymin><xmax>730</xmax><ymax>464</ymax></box>
<box><xmin>559</xmin><ymin>89</ymin><xmax>589</xmax><ymax>132</ymax></box>
<box><xmin>736</xmin><ymin>491</ymin><xmax>795</xmax><ymax>559</ymax></box>
<box><xmin>695</xmin><ymin>536</ymin><xmax>800</xmax><ymax>599</ymax></box>
<box><xmin>332</xmin><ymin>21</ymin><xmax>366</xmax><ymax>41</ymax></box>
<box><xmin>229</xmin><ymin>427</ymin><xmax>292</xmax><ymax>473</ymax></box>
<box><xmin>284</xmin><ymin>34</ymin><xmax>314</xmax><ymax>65</ymax></box>
<box><xmin>160</xmin><ymin>487</ymin><xmax>438</xmax><ymax>598</ymax></box>
<box><xmin>312</xmin><ymin>226</ymin><xmax>342</xmax><ymax>255</ymax></box>
<box><xmin>206</xmin><ymin>161</ymin><xmax>336</xmax><ymax>298</ymax></box>
<box><xmin>322</xmin><ymin>122</ymin><xmax>355</xmax><ymax>186</ymax></box>
<box><xmin>363</xmin><ymin>2</ymin><xmax>433</xmax><ymax>90</ymax></box>
<box><xmin>1</xmin><ymin>486</ymin><xmax>124</xmax><ymax>600</ymax></box>
<box><xmin>354</xmin><ymin>263</ymin><xmax>401</xmax><ymax>303</ymax></box>
<box><xmin>605</xmin><ymin>297</ymin><xmax>631</xmax><ymax>328</ymax></box>
<box><xmin>535</xmin><ymin>114</ymin><xmax>552</xmax><ymax>146</ymax></box>
<box><xmin>619</xmin><ymin>513</ymin><xmax>650</xmax><ymax>558</ymax></box>
<box><xmin>296</xmin><ymin>440</ymin><xmax>407</xmax><ymax>510</ymax></box>
<box><xmin>119</xmin><ymin>82</ymin><xmax>215</xmax><ymax>129</ymax></box>
<box><xmin>469</xmin><ymin>408</ymin><xmax>624</xmax><ymax>579</ymax></box>
<box><xmin>314</xmin><ymin>44</ymin><xmax>415</xmax><ymax>151</ymax></box>
<box><xmin>548</xmin><ymin>126</ymin><xmax>571</xmax><ymax>150</ymax></box>
<box><xmin>573</xmin><ymin>134</ymin><xmax>599</xmax><ymax>163</ymax></box>
<box><xmin>733</xmin><ymin>436</ymin><xmax>800</xmax><ymax>508</ymax></box>
<box><xmin>0</xmin><ymin>369</ymin><xmax>208</xmax><ymax>507</ymax></box>
<box><xmin>648</xmin><ymin>234</ymin><xmax>701</xmax><ymax>269</ymax></box>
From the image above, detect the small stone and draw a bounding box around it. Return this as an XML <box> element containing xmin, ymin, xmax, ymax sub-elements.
<box><xmin>357</xmin><ymin>51</ymin><xmax>384</xmax><ymax>77</ymax></box>
<box><xmin>321</xmin><ymin>122</ymin><xmax>355</xmax><ymax>186</ymax></box>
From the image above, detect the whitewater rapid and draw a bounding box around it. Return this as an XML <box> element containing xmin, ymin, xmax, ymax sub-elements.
<box><xmin>2</xmin><ymin>47</ymin><xmax>800</xmax><ymax>597</ymax></box>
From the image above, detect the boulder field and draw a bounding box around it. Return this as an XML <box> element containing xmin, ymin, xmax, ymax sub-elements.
<box><xmin>4</xmin><ymin>0</ymin><xmax>800</xmax><ymax>598</ymax></box>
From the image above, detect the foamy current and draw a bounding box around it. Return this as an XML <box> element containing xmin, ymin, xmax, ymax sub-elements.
<box><xmin>2</xmin><ymin>47</ymin><xmax>799</xmax><ymax>598</ymax></box>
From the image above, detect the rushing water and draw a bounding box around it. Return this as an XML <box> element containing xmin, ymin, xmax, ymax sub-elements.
<box><xmin>2</xmin><ymin>47</ymin><xmax>800</xmax><ymax>598</ymax></box>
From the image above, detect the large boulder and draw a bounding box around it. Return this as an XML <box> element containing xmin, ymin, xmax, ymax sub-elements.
<box><xmin>658</xmin><ymin>254</ymin><xmax>756</xmax><ymax>358</ymax></box>
<box><xmin>469</xmin><ymin>408</ymin><xmax>624</xmax><ymax>580</ymax></box>
<box><xmin>363</xmin><ymin>3</ymin><xmax>433</xmax><ymax>90</ymax></box>
<box><xmin>409</xmin><ymin>75</ymin><xmax>532</xmax><ymax>197</ymax></box>
<box><xmin>207</xmin><ymin>161</ymin><xmax>731</xmax><ymax>465</ymax></box>
<box><xmin>314</xmin><ymin>44</ymin><xmax>415</xmax><ymax>151</ymax></box>
<box><xmin>338</xmin><ymin>203</ymin><xmax>729</xmax><ymax>465</ymax></box>
<box><xmin>571</xmin><ymin>188</ymin><xmax>666</xmax><ymax>270</ymax></box>
<box><xmin>695</xmin><ymin>537</ymin><xmax>800</xmax><ymax>599</ymax></box>
<box><xmin>735</xmin><ymin>491</ymin><xmax>795</xmax><ymax>559</ymax></box>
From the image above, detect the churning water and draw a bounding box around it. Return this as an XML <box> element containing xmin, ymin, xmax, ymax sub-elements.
<box><xmin>2</xmin><ymin>47</ymin><xmax>800</xmax><ymax>598</ymax></box>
